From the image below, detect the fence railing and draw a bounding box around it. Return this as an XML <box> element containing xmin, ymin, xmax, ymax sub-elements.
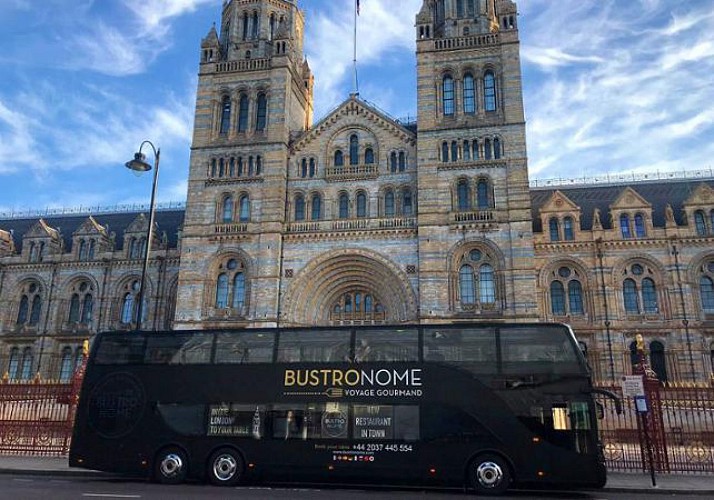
<box><xmin>595</xmin><ymin>382</ymin><xmax>714</xmax><ymax>473</ymax></box>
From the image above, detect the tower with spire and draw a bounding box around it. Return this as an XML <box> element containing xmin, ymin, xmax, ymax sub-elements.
<box><xmin>176</xmin><ymin>0</ymin><xmax>313</xmax><ymax>329</ymax></box>
<box><xmin>415</xmin><ymin>0</ymin><xmax>537</xmax><ymax>321</ymax></box>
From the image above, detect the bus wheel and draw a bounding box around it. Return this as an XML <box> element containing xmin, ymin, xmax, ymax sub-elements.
<box><xmin>470</xmin><ymin>454</ymin><xmax>511</xmax><ymax>496</ymax></box>
<box><xmin>154</xmin><ymin>447</ymin><xmax>188</xmax><ymax>485</ymax></box>
<box><xmin>207</xmin><ymin>448</ymin><xmax>244</xmax><ymax>486</ymax></box>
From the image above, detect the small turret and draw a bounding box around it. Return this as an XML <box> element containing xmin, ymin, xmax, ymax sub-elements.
<box><xmin>200</xmin><ymin>24</ymin><xmax>220</xmax><ymax>63</ymax></box>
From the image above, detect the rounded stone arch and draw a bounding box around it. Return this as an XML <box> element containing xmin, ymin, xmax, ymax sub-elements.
<box><xmin>326</xmin><ymin>125</ymin><xmax>379</xmax><ymax>166</ymax></box>
<box><xmin>538</xmin><ymin>257</ymin><xmax>595</xmax><ymax>319</ymax></box>
<box><xmin>7</xmin><ymin>274</ymin><xmax>48</xmax><ymax>328</ymax></box>
<box><xmin>538</xmin><ymin>256</ymin><xmax>594</xmax><ymax>289</ymax></box>
<box><xmin>687</xmin><ymin>250</ymin><xmax>714</xmax><ymax>316</ymax></box>
<box><xmin>612</xmin><ymin>253</ymin><xmax>669</xmax><ymax>318</ymax></box>
<box><xmin>55</xmin><ymin>273</ymin><xmax>100</xmax><ymax>326</ymax></box>
<box><xmin>450</xmin><ymin>175</ymin><xmax>473</xmax><ymax>210</ymax></box>
<box><xmin>447</xmin><ymin>238</ymin><xmax>506</xmax><ymax>311</ymax></box>
<box><xmin>203</xmin><ymin>248</ymin><xmax>256</xmax><ymax>317</ymax></box>
<box><xmin>282</xmin><ymin>248</ymin><xmax>418</xmax><ymax>326</ymax></box>
<box><xmin>610</xmin><ymin>253</ymin><xmax>669</xmax><ymax>288</ymax></box>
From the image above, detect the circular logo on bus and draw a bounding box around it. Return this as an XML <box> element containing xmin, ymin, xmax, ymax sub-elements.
<box><xmin>87</xmin><ymin>373</ymin><xmax>145</xmax><ymax>439</ymax></box>
<box><xmin>322</xmin><ymin>411</ymin><xmax>348</xmax><ymax>438</ymax></box>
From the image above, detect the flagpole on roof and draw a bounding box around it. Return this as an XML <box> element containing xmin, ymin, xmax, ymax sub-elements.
<box><xmin>353</xmin><ymin>0</ymin><xmax>360</xmax><ymax>96</ymax></box>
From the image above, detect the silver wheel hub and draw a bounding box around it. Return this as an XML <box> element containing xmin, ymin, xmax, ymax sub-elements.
<box><xmin>476</xmin><ymin>461</ymin><xmax>503</xmax><ymax>488</ymax></box>
<box><xmin>213</xmin><ymin>454</ymin><xmax>238</xmax><ymax>481</ymax></box>
<box><xmin>160</xmin><ymin>453</ymin><xmax>183</xmax><ymax>477</ymax></box>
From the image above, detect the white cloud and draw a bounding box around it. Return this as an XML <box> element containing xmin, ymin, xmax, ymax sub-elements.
<box><xmin>0</xmin><ymin>100</ymin><xmax>42</xmax><ymax>173</ymax></box>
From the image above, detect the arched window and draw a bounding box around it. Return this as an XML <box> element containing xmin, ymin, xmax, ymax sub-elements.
<box><xmin>457</xmin><ymin>179</ymin><xmax>471</xmax><ymax>211</ymax></box>
<box><xmin>69</xmin><ymin>294</ymin><xmax>80</xmax><ymax>323</ymax></box>
<box><xmin>255</xmin><ymin>93</ymin><xmax>267</xmax><ymax>131</ymax></box>
<box><xmin>222</xmin><ymin>195</ymin><xmax>233</xmax><ymax>222</ymax></box>
<box><xmin>451</xmin><ymin>141</ymin><xmax>458</xmax><ymax>162</ymax></box>
<box><xmin>252</xmin><ymin>12</ymin><xmax>259</xmax><ymax>38</ymax></box>
<box><xmin>634</xmin><ymin>213</ymin><xmax>646</xmax><ymax>238</ymax></box>
<box><xmin>443</xmin><ymin>76</ymin><xmax>455</xmax><ymax>116</ymax></box>
<box><xmin>456</xmin><ymin>0</ymin><xmax>464</xmax><ymax>17</ymax></box>
<box><xmin>477</xmin><ymin>179</ymin><xmax>489</xmax><ymax>209</ymax></box>
<box><xmin>239</xmin><ymin>195</ymin><xmax>250</xmax><ymax>222</ymax></box>
<box><xmin>269</xmin><ymin>13</ymin><xmax>276</xmax><ymax>40</ymax></box>
<box><xmin>620</xmin><ymin>214</ymin><xmax>632</xmax><ymax>239</ymax></box>
<box><xmin>390</xmin><ymin>152</ymin><xmax>397</xmax><ymax>172</ymax></box>
<box><xmin>623</xmin><ymin>278</ymin><xmax>640</xmax><ymax>314</ymax></box>
<box><xmin>365</xmin><ymin>147</ymin><xmax>374</xmax><ymax>164</ymax></box>
<box><xmin>479</xmin><ymin>264</ymin><xmax>496</xmax><ymax>304</ymax></box>
<box><xmin>237</xmin><ymin>157</ymin><xmax>244</xmax><ymax>176</ymax></box>
<box><xmin>458</xmin><ymin>249</ymin><xmax>498</xmax><ymax>308</ymax></box>
<box><xmin>121</xmin><ymin>292</ymin><xmax>135</xmax><ymax>323</ymax></box>
<box><xmin>650</xmin><ymin>341</ymin><xmax>668</xmax><ymax>382</ymax></box>
<box><xmin>402</xmin><ymin>189</ymin><xmax>413</xmax><ymax>216</ymax></box>
<box><xmin>242</xmin><ymin>12</ymin><xmax>249</xmax><ymax>40</ymax></box>
<box><xmin>7</xmin><ymin>347</ymin><xmax>19</xmax><ymax>380</ymax></box>
<box><xmin>309</xmin><ymin>158</ymin><xmax>316</xmax><ymax>177</ymax></box>
<box><xmin>472</xmin><ymin>140</ymin><xmax>479</xmax><ymax>160</ymax></box>
<box><xmin>81</xmin><ymin>294</ymin><xmax>94</xmax><ymax>324</ymax></box>
<box><xmin>294</xmin><ymin>195</ymin><xmax>305</xmax><ymax>221</ymax></box>
<box><xmin>237</xmin><ymin>94</ymin><xmax>249</xmax><ymax>132</ymax></box>
<box><xmin>17</xmin><ymin>295</ymin><xmax>29</xmax><ymax>325</ymax></box>
<box><xmin>215</xmin><ymin>273</ymin><xmax>229</xmax><ymax>308</ymax></box>
<box><xmin>339</xmin><ymin>193</ymin><xmax>349</xmax><ymax>219</ymax></box>
<box><xmin>463</xmin><ymin>73</ymin><xmax>475</xmax><ymax>113</ymax></box>
<box><xmin>311</xmin><ymin>194</ymin><xmax>322</xmax><ymax>220</ymax></box>
<box><xmin>484</xmin><ymin>71</ymin><xmax>497</xmax><ymax>112</ymax></box>
<box><xmin>398</xmin><ymin>152</ymin><xmax>406</xmax><ymax>171</ymax></box>
<box><xmin>641</xmin><ymin>278</ymin><xmax>658</xmax><ymax>313</ymax></box>
<box><xmin>20</xmin><ymin>348</ymin><xmax>33</xmax><ymax>380</ymax></box>
<box><xmin>694</xmin><ymin>210</ymin><xmax>707</xmax><ymax>236</ymax></box>
<box><xmin>550</xmin><ymin>281</ymin><xmax>566</xmax><ymax>315</ymax></box>
<box><xmin>214</xmin><ymin>258</ymin><xmax>248</xmax><ymax>314</ymax></box>
<box><xmin>356</xmin><ymin>192</ymin><xmax>367</xmax><ymax>218</ymax></box>
<box><xmin>349</xmin><ymin>134</ymin><xmax>359</xmax><ymax>165</ymax></box>
<box><xmin>59</xmin><ymin>347</ymin><xmax>74</xmax><ymax>381</ymax></box>
<box><xmin>232</xmin><ymin>273</ymin><xmax>246</xmax><ymax>309</ymax></box>
<box><xmin>120</xmin><ymin>280</ymin><xmax>142</xmax><ymax>324</ymax></box>
<box><xmin>334</xmin><ymin>150</ymin><xmax>344</xmax><ymax>167</ymax></box>
<box><xmin>463</xmin><ymin>140</ymin><xmax>471</xmax><ymax>161</ymax></box>
<box><xmin>301</xmin><ymin>158</ymin><xmax>307</xmax><ymax>178</ymax></box>
<box><xmin>700</xmin><ymin>275</ymin><xmax>714</xmax><ymax>313</ymax></box>
<box><xmin>459</xmin><ymin>265</ymin><xmax>476</xmax><ymax>304</ymax></box>
<box><xmin>30</xmin><ymin>295</ymin><xmax>42</xmax><ymax>325</ymax></box>
<box><xmin>384</xmin><ymin>190</ymin><xmax>395</xmax><ymax>217</ymax></box>
<box><xmin>88</xmin><ymin>240</ymin><xmax>95</xmax><ymax>259</ymax></box>
<box><xmin>568</xmin><ymin>281</ymin><xmax>584</xmax><ymax>314</ymax></box>
<box><xmin>484</xmin><ymin>138</ymin><xmax>492</xmax><ymax>160</ymax></box>
<box><xmin>78</xmin><ymin>240</ymin><xmax>87</xmax><ymax>261</ymax></box>
<box><xmin>219</xmin><ymin>96</ymin><xmax>231</xmax><ymax>135</ymax></box>
<box><xmin>563</xmin><ymin>217</ymin><xmax>574</xmax><ymax>241</ymax></box>
<box><xmin>493</xmin><ymin>138</ymin><xmax>501</xmax><ymax>159</ymax></box>
<box><xmin>441</xmin><ymin>142</ymin><xmax>449</xmax><ymax>163</ymax></box>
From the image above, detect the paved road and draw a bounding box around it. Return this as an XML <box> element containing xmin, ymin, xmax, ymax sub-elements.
<box><xmin>0</xmin><ymin>474</ymin><xmax>709</xmax><ymax>500</ymax></box>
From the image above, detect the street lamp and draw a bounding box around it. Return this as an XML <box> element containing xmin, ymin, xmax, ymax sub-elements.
<box><xmin>124</xmin><ymin>141</ymin><xmax>160</xmax><ymax>331</ymax></box>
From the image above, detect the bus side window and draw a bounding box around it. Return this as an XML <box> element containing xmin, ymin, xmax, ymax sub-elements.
<box><xmin>271</xmin><ymin>409</ymin><xmax>306</xmax><ymax>440</ymax></box>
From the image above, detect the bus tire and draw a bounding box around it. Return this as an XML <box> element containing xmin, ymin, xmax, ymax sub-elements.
<box><xmin>207</xmin><ymin>448</ymin><xmax>244</xmax><ymax>486</ymax></box>
<box><xmin>154</xmin><ymin>447</ymin><xmax>188</xmax><ymax>485</ymax></box>
<box><xmin>470</xmin><ymin>454</ymin><xmax>511</xmax><ymax>496</ymax></box>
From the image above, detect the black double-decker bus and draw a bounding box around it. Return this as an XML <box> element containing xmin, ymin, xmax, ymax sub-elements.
<box><xmin>70</xmin><ymin>323</ymin><xmax>609</xmax><ymax>495</ymax></box>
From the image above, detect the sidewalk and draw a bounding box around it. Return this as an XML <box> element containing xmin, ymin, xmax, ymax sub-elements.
<box><xmin>1</xmin><ymin>456</ymin><xmax>714</xmax><ymax>494</ymax></box>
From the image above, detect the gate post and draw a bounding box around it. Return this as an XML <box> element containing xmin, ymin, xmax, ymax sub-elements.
<box><xmin>632</xmin><ymin>334</ymin><xmax>669</xmax><ymax>472</ymax></box>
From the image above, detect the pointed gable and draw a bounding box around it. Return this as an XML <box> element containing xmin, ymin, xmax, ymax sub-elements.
<box><xmin>24</xmin><ymin>219</ymin><xmax>61</xmax><ymax>240</ymax></box>
<box><xmin>683</xmin><ymin>183</ymin><xmax>714</xmax><ymax>209</ymax></box>
<box><xmin>610</xmin><ymin>187</ymin><xmax>652</xmax><ymax>211</ymax></box>
<box><xmin>124</xmin><ymin>213</ymin><xmax>152</xmax><ymax>234</ymax></box>
<box><xmin>292</xmin><ymin>95</ymin><xmax>416</xmax><ymax>152</ymax></box>
<box><xmin>538</xmin><ymin>190</ymin><xmax>580</xmax><ymax>215</ymax></box>
<box><xmin>73</xmin><ymin>216</ymin><xmax>108</xmax><ymax>237</ymax></box>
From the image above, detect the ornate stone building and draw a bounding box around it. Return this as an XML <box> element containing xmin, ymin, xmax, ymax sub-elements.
<box><xmin>1</xmin><ymin>0</ymin><xmax>713</xmax><ymax>382</ymax></box>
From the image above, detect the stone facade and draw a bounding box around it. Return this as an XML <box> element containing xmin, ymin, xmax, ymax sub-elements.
<box><xmin>1</xmin><ymin>0</ymin><xmax>713</xmax><ymax>383</ymax></box>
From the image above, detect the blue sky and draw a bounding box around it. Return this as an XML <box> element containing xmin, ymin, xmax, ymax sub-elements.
<box><xmin>1</xmin><ymin>0</ymin><xmax>713</xmax><ymax>214</ymax></box>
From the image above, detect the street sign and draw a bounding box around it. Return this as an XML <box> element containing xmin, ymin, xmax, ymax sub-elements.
<box><xmin>621</xmin><ymin>375</ymin><xmax>645</xmax><ymax>398</ymax></box>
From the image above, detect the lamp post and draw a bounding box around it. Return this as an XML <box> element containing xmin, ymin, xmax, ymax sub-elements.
<box><xmin>124</xmin><ymin>141</ymin><xmax>160</xmax><ymax>332</ymax></box>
